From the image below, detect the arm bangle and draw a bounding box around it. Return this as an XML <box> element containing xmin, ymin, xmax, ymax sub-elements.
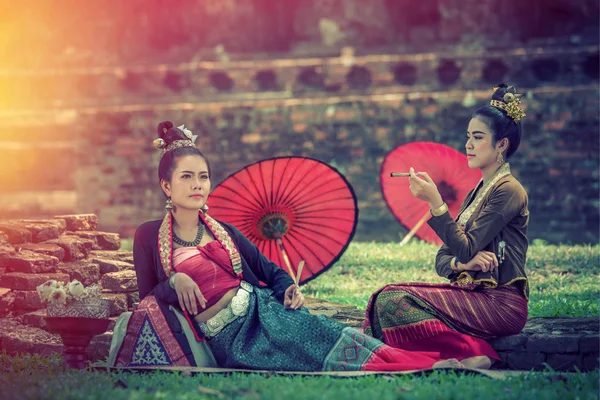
<box><xmin>430</xmin><ymin>202</ymin><xmax>449</xmax><ymax>217</ymax></box>
<box><xmin>169</xmin><ymin>273</ymin><xmax>177</xmax><ymax>290</ymax></box>
<box><xmin>450</xmin><ymin>257</ymin><xmax>458</xmax><ymax>272</ymax></box>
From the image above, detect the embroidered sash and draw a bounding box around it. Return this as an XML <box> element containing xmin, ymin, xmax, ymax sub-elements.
<box><xmin>158</xmin><ymin>211</ymin><xmax>243</xmax><ymax>278</ymax></box>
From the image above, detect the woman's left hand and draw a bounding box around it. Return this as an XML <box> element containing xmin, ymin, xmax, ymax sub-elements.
<box><xmin>283</xmin><ymin>284</ymin><xmax>305</xmax><ymax>310</ymax></box>
<box><xmin>408</xmin><ymin>167</ymin><xmax>444</xmax><ymax>208</ymax></box>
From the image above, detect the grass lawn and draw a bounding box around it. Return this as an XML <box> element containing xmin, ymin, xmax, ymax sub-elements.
<box><xmin>302</xmin><ymin>242</ymin><xmax>600</xmax><ymax>318</ymax></box>
<box><xmin>8</xmin><ymin>241</ymin><xmax>594</xmax><ymax>399</ymax></box>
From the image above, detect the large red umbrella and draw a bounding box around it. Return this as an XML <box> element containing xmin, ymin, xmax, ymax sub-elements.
<box><xmin>380</xmin><ymin>142</ymin><xmax>481</xmax><ymax>245</ymax></box>
<box><xmin>208</xmin><ymin>156</ymin><xmax>358</xmax><ymax>285</ymax></box>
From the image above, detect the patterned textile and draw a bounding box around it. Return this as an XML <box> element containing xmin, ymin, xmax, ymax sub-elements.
<box><xmin>363</xmin><ymin>282</ymin><xmax>528</xmax><ymax>346</ymax></box>
<box><xmin>114</xmin><ymin>296</ymin><xmax>191</xmax><ymax>367</ymax></box>
<box><xmin>204</xmin><ymin>286</ymin><xmax>442</xmax><ymax>372</ymax></box>
<box><xmin>158</xmin><ymin>211</ymin><xmax>244</xmax><ymax>279</ymax></box>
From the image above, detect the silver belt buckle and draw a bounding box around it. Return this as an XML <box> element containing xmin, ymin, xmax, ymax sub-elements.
<box><xmin>200</xmin><ymin>282</ymin><xmax>252</xmax><ymax>337</ymax></box>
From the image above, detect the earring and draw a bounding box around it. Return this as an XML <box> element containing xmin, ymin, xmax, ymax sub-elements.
<box><xmin>497</xmin><ymin>153</ymin><xmax>504</xmax><ymax>164</ymax></box>
<box><xmin>165</xmin><ymin>198</ymin><xmax>173</xmax><ymax>213</ymax></box>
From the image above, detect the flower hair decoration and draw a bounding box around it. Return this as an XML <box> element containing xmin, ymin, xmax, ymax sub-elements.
<box><xmin>490</xmin><ymin>87</ymin><xmax>526</xmax><ymax>123</ymax></box>
<box><xmin>153</xmin><ymin>124</ymin><xmax>199</xmax><ymax>157</ymax></box>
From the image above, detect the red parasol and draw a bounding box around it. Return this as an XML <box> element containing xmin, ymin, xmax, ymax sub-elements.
<box><xmin>208</xmin><ymin>156</ymin><xmax>358</xmax><ymax>285</ymax></box>
<box><xmin>380</xmin><ymin>142</ymin><xmax>481</xmax><ymax>245</ymax></box>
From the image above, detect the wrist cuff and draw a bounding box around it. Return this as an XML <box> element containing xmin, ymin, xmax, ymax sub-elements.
<box><xmin>430</xmin><ymin>202</ymin><xmax>449</xmax><ymax>217</ymax></box>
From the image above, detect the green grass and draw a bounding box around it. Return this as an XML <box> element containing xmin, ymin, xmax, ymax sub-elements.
<box><xmin>0</xmin><ymin>352</ymin><xmax>598</xmax><ymax>400</ymax></box>
<box><xmin>302</xmin><ymin>242</ymin><xmax>600</xmax><ymax>317</ymax></box>
<box><xmin>3</xmin><ymin>242</ymin><xmax>599</xmax><ymax>399</ymax></box>
<box><xmin>121</xmin><ymin>239</ymin><xmax>599</xmax><ymax>317</ymax></box>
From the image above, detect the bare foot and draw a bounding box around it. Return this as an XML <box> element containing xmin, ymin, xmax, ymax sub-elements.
<box><xmin>432</xmin><ymin>358</ymin><xmax>465</xmax><ymax>369</ymax></box>
<box><xmin>460</xmin><ymin>356</ymin><xmax>492</xmax><ymax>370</ymax></box>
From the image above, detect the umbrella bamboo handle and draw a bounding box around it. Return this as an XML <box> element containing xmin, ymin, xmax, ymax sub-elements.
<box><xmin>276</xmin><ymin>238</ymin><xmax>299</xmax><ymax>286</ymax></box>
<box><xmin>399</xmin><ymin>210</ymin><xmax>431</xmax><ymax>246</ymax></box>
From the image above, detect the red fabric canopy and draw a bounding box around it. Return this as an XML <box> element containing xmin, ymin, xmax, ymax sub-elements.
<box><xmin>380</xmin><ymin>142</ymin><xmax>481</xmax><ymax>245</ymax></box>
<box><xmin>208</xmin><ymin>157</ymin><xmax>358</xmax><ymax>284</ymax></box>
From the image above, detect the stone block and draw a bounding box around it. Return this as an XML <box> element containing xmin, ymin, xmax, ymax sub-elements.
<box><xmin>0</xmin><ymin>272</ymin><xmax>70</xmax><ymax>291</ymax></box>
<box><xmin>505</xmin><ymin>352</ymin><xmax>546</xmax><ymax>370</ymax></box>
<box><xmin>546</xmin><ymin>353</ymin><xmax>583</xmax><ymax>371</ymax></box>
<box><xmin>46</xmin><ymin>236</ymin><xmax>94</xmax><ymax>262</ymax></box>
<box><xmin>13</xmin><ymin>290</ymin><xmax>45</xmax><ymax>312</ymax></box>
<box><xmin>31</xmin><ymin>218</ymin><xmax>67</xmax><ymax>232</ymax></box>
<box><xmin>527</xmin><ymin>334</ymin><xmax>580</xmax><ymax>353</ymax></box>
<box><xmin>18</xmin><ymin>309</ymin><xmax>48</xmax><ymax>330</ymax></box>
<box><xmin>0</xmin><ymin>319</ymin><xmax>63</xmax><ymax>356</ymax></box>
<box><xmin>582</xmin><ymin>354</ymin><xmax>599</xmax><ymax>371</ymax></box>
<box><xmin>67</xmin><ymin>231</ymin><xmax>120</xmax><ymax>251</ymax></box>
<box><xmin>0</xmin><ymin>243</ymin><xmax>15</xmax><ymax>259</ymax></box>
<box><xmin>57</xmin><ymin>261</ymin><xmax>100</xmax><ymax>287</ymax></box>
<box><xmin>18</xmin><ymin>222</ymin><xmax>61</xmax><ymax>243</ymax></box>
<box><xmin>101</xmin><ymin>293</ymin><xmax>128</xmax><ymax>316</ymax></box>
<box><xmin>0</xmin><ymin>288</ymin><xmax>15</xmax><ymax>317</ymax></box>
<box><xmin>0</xmin><ymin>224</ymin><xmax>32</xmax><ymax>244</ymax></box>
<box><xmin>101</xmin><ymin>270</ymin><xmax>138</xmax><ymax>292</ymax></box>
<box><xmin>489</xmin><ymin>334</ymin><xmax>528</xmax><ymax>351</ymax></box>
<box><xmin>17</xmin><ymin>243</ymin><xmax>65</xmax><ymax>261</ymax></box>
<box><xmin>53</xmin><ymin>214</ymin><xmax>98</xmax><ymax>232</ymax></box>
<box><xmin>126</xmin><ymin>292</ymin><xmax>140</xmax><ymax>309</ymax></box>
<box><xmin>2</xmin><ymin>250</ymin><xmax>59</xmax><ymax>274</ymax></box>
<box><xmin>579</xmin><ymin>335</ymin><xmax>599</xmax><ymax>353</ymax></box>
<box><xmin>88</xmin><ymin>332</ymin><xmax>112</xmax><ymax>362</ymax></box>
<box><xmin>94</xmin><ymin>258</ymin><xmax>134</xmax><ymax>274</ymax></box>
<box><xmin>89</xmin><ymin>250</ymin><xmax>133</xmax><ymax>263</ymax></box>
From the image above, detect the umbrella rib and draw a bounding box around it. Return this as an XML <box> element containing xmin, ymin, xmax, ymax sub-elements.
<box><xmin>222</xmin><ymin>175</ymin><xmax>265</xmax><ymax>213</ymax></box>
<box><xmin>281</xmin><ymin>159</ymin><xmax>333</xmax><ymax>208</ymax></box>
<box><xmin>281</xmin><ymin>236</ymin><xmax>318</xmax><ymax>276</ymax></box>
<box><xmin>285</xmin><ymin>183</ymin><xmax>349</xmax><ymax>209</ymax></box>
<box><xmin>277</xmin><ymin>158</ymin><xmax>305</xmax><ymax>207</ymax></box>
<box><xmin>286</xmin><ymin>230</ymin><xmax>337</xmax><ymax>260</ymax></box>
<box><xmin>294</xmin><ymin>198</ymin><xmax>355</xmax><ymax>212</ymax></box>
<box><xmin>290</xmin><ymin>225</ymin><xmax>346</xmax><ymax>247</ymax></box>
<box><xmin>246</xmin><ymin>164</ymin><xmax>269</xmax><ymax>209</ymax></box>
<box><xmin>284</xmin><ymin>172</ymin><xmax>343</xmax><ymax>208</ymax></box>
<box><xmin>273</xmin><ymin>158</ymin><xmax>292</xmax><ymax>205</ymax></box>
<box><xmin>294</xmin><ymin>206</ymin><xmax>357</xmax><ymax>216</ymax></box>
<box><xmin>293</xmin><ymin>220</ymin><xmax>354</xmax><ymax>234</ymax></box>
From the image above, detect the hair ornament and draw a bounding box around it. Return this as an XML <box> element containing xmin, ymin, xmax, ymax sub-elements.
<box><xmin>153</xmin><ymin>138</ymin><xmax>166</xmax><ymax>149</ymax></box>
<box><xmin>155</xmin><ymin>124</ymin><xmax>199</xmax><ymax>157</ymax></box>
<box><xmin>490</xmin><ymin>87</ymin><xmax>526</xmax><ymax>123</ymax></box>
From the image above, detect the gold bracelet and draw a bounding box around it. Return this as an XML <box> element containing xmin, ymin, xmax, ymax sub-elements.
<box><xmin>450</xmin><ymin>257</ymin><xmax>458</xmax><ymax>272</ymax></box>
<box><xmin>430</xmin><ymin>202</ymin><xmax>449</xmax><ymax>217</ymax></box>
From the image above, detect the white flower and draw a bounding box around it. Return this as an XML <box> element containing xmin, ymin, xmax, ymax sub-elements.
<box><xmin>49</xmin><ymin>288</ymin><xmax>67</xmax><ymax>305</ymax></box>
<box><xmin>177</xmin><ymin>124</ymin><xmax>194</xmax><ymax>141</ymax></box>
<box><xmin>36</xmin><ymin>280</ymin><xmax>58</xmax><ymax>303</ymax></box>
<box><xmin>68</xmin><ymin>280</ymin><xmax>85</xmax><ymax>300</ymax></box>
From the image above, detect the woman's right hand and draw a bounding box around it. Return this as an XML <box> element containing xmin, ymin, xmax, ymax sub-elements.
<box><xmin>172</xmin><ymin>273</ymin><xmax>206</xmax><ymax>315</ymax></box>
<box><xmin>459</xmin><ymin>251</ymin><xmax>498</xmax><ymax>273</ymax></box>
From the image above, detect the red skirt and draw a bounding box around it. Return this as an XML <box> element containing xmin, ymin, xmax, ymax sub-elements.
<box><xmin>363</xmin><ymin>283</ymin><xmax>528</xmax><ymax>361</ymax></box>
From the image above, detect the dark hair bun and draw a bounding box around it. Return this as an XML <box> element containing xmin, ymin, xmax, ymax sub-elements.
<box><xmin>157</xmin><ymin>121</ymin><xmax>174</xmax><ymax>138</ymax></box>
<box><xmin>156</xmin><ymin>121</ymin><xmax>187</xmax><ymax>145</ymax></box>
<box><xmin>491</xmin><ymin>83</ymin><xmax>519</xmax><ymax>103</ymax></box>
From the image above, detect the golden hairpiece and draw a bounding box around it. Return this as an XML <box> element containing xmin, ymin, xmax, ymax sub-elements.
<box><xmin>490</xmin><ymin>90</ymin><xmax>526</xmax><ymax>123</ymax></box>
<box><xmin>153</xmin><ymin>124</ymin><xmax>199</xmax><ymax>157</ymax></box>
<box><xmin>160</xmin><ymin>140</ymin><xmax>197</xmax><ymax>156</ymax></box>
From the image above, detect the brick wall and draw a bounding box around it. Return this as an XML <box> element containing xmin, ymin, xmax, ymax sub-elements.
<box><xmin>1</xmin><ymin>45</ymin><xmax>598</xmax><ymax>243</ymax></box>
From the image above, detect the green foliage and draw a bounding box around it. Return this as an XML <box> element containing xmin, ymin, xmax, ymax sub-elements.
<box><xmin>1</xmin><ymin>243</ymin><xmax>598</xmax><ymax>399</ymax></box>
<box><xmin>303</xmin><ymin>242</ymin><xmax>600</xmax><ymax>317</ymax></box>
<box><xmin>0</xmin><ymin>352</ymin><xmax>598</xmax><ymax>400</ymax></box>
